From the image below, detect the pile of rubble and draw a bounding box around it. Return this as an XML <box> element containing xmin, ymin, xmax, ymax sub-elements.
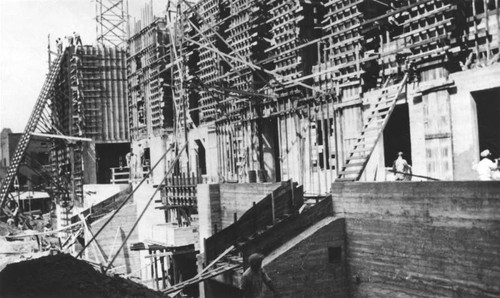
<box><xmin>0</xmin><ymin>253</ymin><xmax>164</xmax><ymax>298</ymax></box>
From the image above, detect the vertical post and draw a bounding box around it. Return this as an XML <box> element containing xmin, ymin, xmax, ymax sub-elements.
<box><xmin>333</xmin><ymin>94</ymin><xmax>340</xmax><ymax>177</ymax></box>
<box><xmin>484</xmin><ymin>0</ymin><xmax>490</xmax><ymax>61</ymax></box>
<box><xmin>153</xmin><ymin>254</ymin><xmax>159</xmax><ymax>290</ymax></box>
<box><xmin>277</xmin><ymin>115</ymin><xmax>283</xmax><ymax>182</ymax></box>
<box><xmin>308</xmin><ymin>103</ymin><xmax>314</xmax><ymax>192</ymax></box>
<box><xmin>173</xmin><ymin>255</ymin><xmax>178</xmax><ymax>284</ymax></box>
<box><xmin>271</xmin><ymin>192</ymin><xmax>275</xmax><ymax>225</ymax></box>
<box><xmin>253</xmin><ymin>201</ymin><xmax>257</xmax><ymax>231</ymax></box>
<box><xmin>160</xmin><ymin>254</ymin><xmax>166</xmax><ymax>289</ymax></box>
<box><xmin>321</xmin><ymin>98</ymin><xmax>328</xmax><ymax>193</ymax></box>
<box><xmin>48</xmin><ymin>34</ymin><xmax>51</xmax><ymax>70</ymax></box>
<box><xmin>326</xmin><ymin>95</ymin><xmax>333</xmax><ymax>185</ymax></box>
<box><xmin>290</xmin><ymin>180</ymin><xmax>295</xmax><ymax>207</ymax></box>
<box><xmin>69</xmin><ymin>142</ymin><xmax>77</xmax><ymax>206</ymax></box>
<box><xmin>179</xmin><ymin>6</ymin><xmax>190</xmax><ymax>177</ymax></box>
<box><xmin>497</xmin><ymin>0</ymin><xmax>500</xmax><ymax>51</ymax></box>
<box><xmin>149</xmin><ymin>249</ymin><xmax>154</xmax><ymax>288</ymax></box>
<box><xmin>472</xmin><ymin>0</ymin><xmax>480</xmax><ymax>59</ymax></box>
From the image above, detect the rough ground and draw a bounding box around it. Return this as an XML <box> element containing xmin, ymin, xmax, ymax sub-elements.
<box><xmin>0</xmin><ymin>253</ymin><xmax>164</xmax><ymax>298</ymax></box>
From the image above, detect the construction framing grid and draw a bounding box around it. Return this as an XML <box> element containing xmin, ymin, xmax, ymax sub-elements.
<box><xmin>128</xmin><ymin>0</ymin><xmax>500</xmax><ymax>195</ymax></box>
<box><xmin>96</xmin><ymin>0</ymin><xmax>129</xmax><ymax>48</ymax></box>
<box><xmin>50</xmin><ymin>46</ymin><xmax>128</xmax><ymax>226</ymax></box>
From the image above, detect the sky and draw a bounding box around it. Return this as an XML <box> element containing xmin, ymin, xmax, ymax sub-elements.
<box><xmin>0</xmin><ymin>0</ymin><xmax>166</xmax><ymax>133</ymax></box>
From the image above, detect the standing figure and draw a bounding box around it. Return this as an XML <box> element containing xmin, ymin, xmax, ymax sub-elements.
<box><xmin>137</xmin><ymin>144</ymin><xmax>145</xmax><ymax>171</ymax></box>
<box><xmin>127</xmin><ymin>151</ymin><xmax>138</xmax><ymax>179</ymax></box>
<box><xmin>241</xmin><ymin>253</ymin><xmax>279</xmax><ymax>298</ymax></box>
<box><xmin>56</xmin><ymin>38</ymin><xmax>63</xmax><ymax>54</ymax></box>
<box><xmin>66</xmin><ymin>35</ymin><xmax>74</xmax><ymax>47</ymax></box>
<box><xmin>393</xmin><ymin>152</ymin><xmax>412</xmax><ymax>181</ymax></box>
<box><xmin>74</xmin><ymin>32</ymin><xmax>82</xmax><ymax>47</ymax></box>
<box><xmin>125</xmin><ymin>151</ymin><xmax>132</xmax><ymax>168</ymax></box>
<box><xmin>476</xmin><ymin>149</ymin><xmax>499</xmax><ymax>181</ymax></box>
<box><xmin>6</xmin><ymin>197</ymin><xmax>20</xmax><ymax>225</ymax></box>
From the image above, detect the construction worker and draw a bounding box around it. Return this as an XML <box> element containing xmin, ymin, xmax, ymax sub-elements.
<box><xmin>125</xmin><ymin>151</ymin><xmax>132</xmax><ymax>168</ymax></box>
<box><xmin>56</xmin><ymin>38</ymin><xmax>63</xmax><ymax>54</ymax></box>
<box><xmin>137</xmin><ymin>144</ymin><xmax>145</xmax><ymax>170</ymax></box>
<box><xmin>392</xmin><ymin>152</ymin><xmax>412</xmax><ymax>181</ymax></box>
<box><xmin>241</xmin><ymin>253</ymin><xmax>280</xmax><ymax>298</ymax></box>
<box><xmin>5</xmin><ymin>197</ymin><xmax>20</xmax><ymax>225</ymax></box>
<box><xmin>66</xmin><ymin>35</ymin><xmax>74</xmax><ymax>47</ymax></box>
<box><xmin>475</xmin><ymin>149</ymin><xmax>499</xmax><ymax>180</ymax></box>
<box><xmin>74</xmin><ymin>32</ymin><xmax>82</xmax><ymax>47</ymax></box>
<box><xmin>129</xmin><ymin>151</ymin><xmax>139</xmax><ymax>179</ymax></box>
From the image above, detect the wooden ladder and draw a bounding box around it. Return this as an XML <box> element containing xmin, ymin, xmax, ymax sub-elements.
<box><xmin>336</xmin><ymin>73</ymin><xmax>409</xmax><ymax>182</ymax></box>
<box><xmin>0</xmin><ymin>54</ymin><xmax>64</xmax><ymax>208</ymax></box>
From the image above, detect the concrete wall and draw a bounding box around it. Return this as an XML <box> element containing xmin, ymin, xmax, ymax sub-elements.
<box><xmin>152</xmin><ymin>223</ymin><xmax>199</xmax><ymax>248</ymax></box>
<box><xmin>219</xmin><ymin>183</ymin><xmax>281</xmax><ymax>229</ymax></box>
<box><xmin>331</xmin><ymin>181</ymin><xmax>500</xmax><ymax>297</ymax></box>
<box><xmin>450</xmin><ymin>64</ymin><xmax>500</xmax><ymax>180</ymax></box>
<box><xmin>197</xmin><ymin>184</ymin><xmax>221</xmax><ymax>253</ymax></box>
<box><xmin>262</xmin><ymin>217</ymin><xmax>348</xmax><ymax>298</ymax></box>
<box><xmin>87</xmin><ymin>200</ymin><xmax>140</xmax><ymax>275</ymax></box>
<box><xmin>197</xmin><ymin>182</ymin><xmax>281</xmax><ymax>253</ymax></box>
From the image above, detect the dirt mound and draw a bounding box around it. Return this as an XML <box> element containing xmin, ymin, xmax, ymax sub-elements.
<box><xmin>0</xmin><ymin>253</ymin><xmax>164</xmax><ymax>298</ymax></box>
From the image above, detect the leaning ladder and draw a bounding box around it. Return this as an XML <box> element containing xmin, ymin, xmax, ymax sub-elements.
<box><xmin>0</xmin><ymin>54</ymin><xmax>64</xmax><ymax>208</ymax></box>
<box><xmin>336</xmin><ymin>73</ymin><xmax>409</xmax><ymax>182</ymax></box>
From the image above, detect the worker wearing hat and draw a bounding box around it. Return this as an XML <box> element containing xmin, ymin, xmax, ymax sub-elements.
<box><xmin>241</xmin><ymin>253</ymin><xmax>280</xmax><ymax>298</ymax></box>
<box><xmin>392</xmin><ymin>152</ymin><xmax>412</xmax><ymax>181</ymax></box>
<box><xmin>476</xmin><ymin>149</ymin><xmax>499</xmax><ymax>180</ymax></box>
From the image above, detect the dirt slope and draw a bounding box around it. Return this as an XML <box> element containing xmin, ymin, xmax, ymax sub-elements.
<box><xmin>0</xmin><ymin>253</ymin><xmax>164</xmax><ymax>298</ymax></box>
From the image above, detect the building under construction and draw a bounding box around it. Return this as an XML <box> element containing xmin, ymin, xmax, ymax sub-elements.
<box><xmin>115</xmin><ymin>1</ymin><xmax>500</xmax><ymax>295</ymax></box>
<box><xmin>125</xmin><ymin>0</ymin><xmax>500</xmax><ymax>197</ymax></box>
<box><xmin>0</xmin><ymin>0</ymin><xmax>499</xmax><ymax>297</ymax></box>
<box><xmin>52</xmin><ymin>45</ymin><xmax>129</xmax><ymax>185</ymax></box>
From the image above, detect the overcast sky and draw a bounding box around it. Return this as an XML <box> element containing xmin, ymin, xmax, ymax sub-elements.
<box><xmin>0</xmin><ymin>0</ymin><xmax>166</xmax><ymax>133</ymax></box>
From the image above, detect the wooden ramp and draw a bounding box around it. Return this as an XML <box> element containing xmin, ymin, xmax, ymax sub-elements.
<box><xmin>337</xmin><ymin>73</ymin><xmax>409</xmax><ymax>182</ymax></box>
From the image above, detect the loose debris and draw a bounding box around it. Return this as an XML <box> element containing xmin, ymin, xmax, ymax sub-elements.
<box><xmin>0</xmin><ymin>253</ymin><xmax>164</xmax><ymax>298</ymax></box>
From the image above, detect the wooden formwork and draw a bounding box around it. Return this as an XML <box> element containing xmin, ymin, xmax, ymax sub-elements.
<box><xmin>128</xmin><ymin>14</ymin><xmax>173</xmax><ymax>140</ymax></box>
<box><xmin>50</xmin><ymin>46</ymin><xmax>128</xmax><ymax>208</ymax></box>
<box><xmin>124</xmin><ymin>0</ymin><xmax>500</xmax><ymax>191</ymax></box>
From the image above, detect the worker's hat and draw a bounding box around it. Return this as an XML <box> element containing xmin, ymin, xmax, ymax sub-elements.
<box><xmin>480</xmin><ymin>149</ymin><xmax>491</xmax><ymax>157</ymax></box>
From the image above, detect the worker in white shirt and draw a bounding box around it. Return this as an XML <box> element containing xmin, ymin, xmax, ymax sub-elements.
<box><xmin>476</xmin><ymin>149</ymin><xmax>499</xmax><ymax>180</ymax></box>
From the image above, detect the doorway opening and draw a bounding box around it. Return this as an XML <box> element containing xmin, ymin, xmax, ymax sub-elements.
<box><xmin>195</xmin><ymin>140</ymin><xmax>206</xmax><ymax>175</ymax></box>
<box><xmin>260</xmin><ymin>117</ymin><xmax>281</xmax><ymax>182</ymax></box>
<box><xmin>383</xmin><ymin>103</ymin><xmax>412</xmax><ymax>167</ymax></box>
<box><xmin>472</xmin><ymin>87</ymin><xmax>500</xmax><ymax>157</ymax></box>
<box><xmin>96</xmin><ymin>143</ymin><xmax>130</xmax><ymax>183</ymax></box>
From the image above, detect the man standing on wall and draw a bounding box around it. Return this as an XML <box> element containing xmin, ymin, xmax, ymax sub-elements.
<box><xmin>475</xmin><ymin>149</ymin><xmax>499</xmax><ymax>180</ymax></box>
<box><xmin>393</xmin><ymin>152</ymin><xmax>412</xmax><ymax>181</ymax></box>
<box><xmin>241</xmin><ymin>253</ymin><xmax>280</xmax><ymax>298</ymax></box>
<box><xmin>73</xmin><ymin>32</ymin><xmax>82</xmax><ymax>47</ymax></box>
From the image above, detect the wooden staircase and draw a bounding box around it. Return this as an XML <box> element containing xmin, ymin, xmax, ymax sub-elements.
<box><xmin>336</xmin><ymin>73</ymin><xmax>409</xmax><ymax>182</ymax></box>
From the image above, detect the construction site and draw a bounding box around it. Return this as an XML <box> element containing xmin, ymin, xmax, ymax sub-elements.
<box><xmin>0</xmin><ymin>0</ymin><xmax>499</xmax><ymax>297</ymax></box>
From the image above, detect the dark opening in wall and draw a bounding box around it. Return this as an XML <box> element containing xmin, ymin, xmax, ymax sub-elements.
<box><xmin>383</xmin><ymin>103</ymin><xmax>412</xmax><ymax>167</ymax></box>
<box><xmin>472</xmin><ymin>87</ymin><xmax>500</xmax><ymax>157</ymax></box>
<box><xmin>328</xmin><ymin>246</ymin><xmax>342</xmax><ymax>263</ymax></box>
<box><xmin>195</xmin><ymin>140</ymin><xmax>206</xmax><ymax>175</ymax></box>
<box><xmin>96</xmin><ymin>143</ymin><xmax>130</xmax><ymax>183</ymax></box>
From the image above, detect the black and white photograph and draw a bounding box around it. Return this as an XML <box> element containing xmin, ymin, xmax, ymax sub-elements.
<box><xmin>0</xmin><ymin>0</ymin><xmax>499</xmax><ymax>297</ymax></box>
